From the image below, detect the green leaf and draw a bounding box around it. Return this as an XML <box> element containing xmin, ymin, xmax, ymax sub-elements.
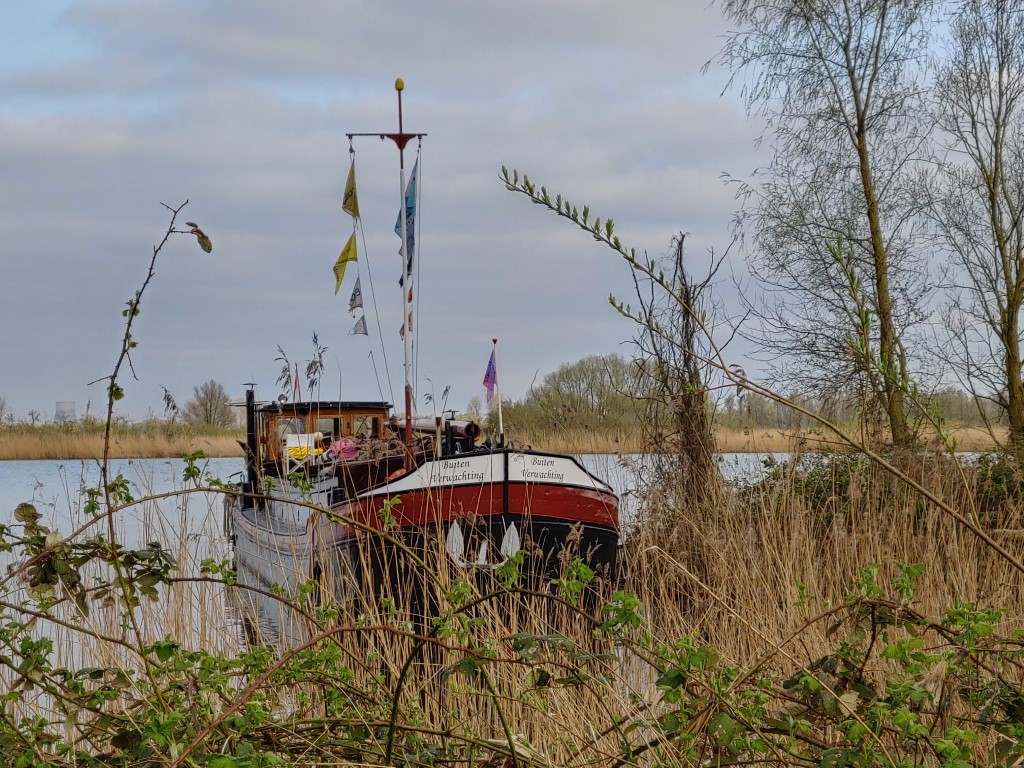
<box><xmin>14</xmin><ymin>503</ymin><xmax>40</xmax><ymax>524</ymax></box>
<box><xmin>454</xmin><ymin>656</ymin><xmax>479</xmax><ymax>678</ymax></box>
<box><xmin>149</xmin><ymin>639</ymin><xmax>179</xmax><ymax>663</ymax></box>
<box><xmin>708</xmin><ymin>712</ymin><xmax>740</xmax><ymax>748</ymax></box>
<box><xmin>656</xmin><ymin>667</ymin><xmax>687</xmax><ymax>690</ymax></box>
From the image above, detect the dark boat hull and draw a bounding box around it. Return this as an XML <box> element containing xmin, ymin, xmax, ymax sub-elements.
<box><xmin>226</xmin><ymin>448</ymin><xmax>619</xmax><ymax>647</ymax></box>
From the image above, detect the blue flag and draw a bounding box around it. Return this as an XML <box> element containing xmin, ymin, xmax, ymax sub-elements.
<box><xmin>395</xmin><ymin>157</ymin><xmax>418</xmax><ymax>285</ymax></box>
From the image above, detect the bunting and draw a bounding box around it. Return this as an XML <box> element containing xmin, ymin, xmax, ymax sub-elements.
<box><xmin>333</xmin><ymin>234</ymin><xmax>358</xmax><ymax>294</ymax></box>
<box><xmin>349</xmin><ymin>276</ymin><xmax>363</xmax><ymax>313</ymax></box>
<box><xmin>351</xmin><ymin>315</ymin><xmax>367</xmax><ymax>336</ymax></box>
<box><xmin>342</xmin><ymin>159</ymin><xmax>360</xmax><ymax>218</ymax></box>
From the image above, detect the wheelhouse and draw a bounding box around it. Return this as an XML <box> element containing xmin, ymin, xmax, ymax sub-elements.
<box><xmin>250</xmin><ymin>399</ymin><xmax>394</xmax><ymax>464</ymax></box>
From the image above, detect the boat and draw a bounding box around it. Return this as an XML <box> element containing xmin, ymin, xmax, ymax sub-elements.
<box><xmin>224</xmin><ymin>81</ymin><xmax>619</xmax><ymax>647</ymax></box>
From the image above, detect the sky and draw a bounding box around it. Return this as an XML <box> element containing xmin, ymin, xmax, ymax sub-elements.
<box><xmin>0</xmin><ymin>0</ymin><xmax>763</xmax><ymax>422</ymax></box>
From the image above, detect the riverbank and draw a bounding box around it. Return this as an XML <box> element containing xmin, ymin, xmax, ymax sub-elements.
<box><xmin>0</xmin><ymin>424</ymin><xmax>1004</xmax><ymax>460</ymax></box>
<box><xmin>0</xmin><ymin>430</ymin><xmax>244</xmax><ymax>460</ymax></box>
<box><xmin>513</xmin><ymin>424</ymin><xmax>1005</xmax><ymax>455</ymax></box>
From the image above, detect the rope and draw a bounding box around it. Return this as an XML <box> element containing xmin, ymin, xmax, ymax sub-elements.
<box><xmin>348</xmin><ymin>147</ymin><xmax>396</xmax><ymax>407</ymax></box>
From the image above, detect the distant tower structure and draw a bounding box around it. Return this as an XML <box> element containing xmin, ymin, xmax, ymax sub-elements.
<box><xmin>54</xmin><ymin>401</ymin><xmax>77</xmax><ymax>423</ymax></box>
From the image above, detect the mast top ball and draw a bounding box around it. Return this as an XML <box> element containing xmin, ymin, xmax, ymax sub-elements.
<box><xmin>395</xmin><ymin>78</ymin><xmax>404</xmax><ymax>91</ymax></box>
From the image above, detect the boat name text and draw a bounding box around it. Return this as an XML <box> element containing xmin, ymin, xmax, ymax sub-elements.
<box><xmin>525</xmin><ymin>457</ymin><xmax>564</xmax><ymax>482</ymax></box>
<box><xmin>435</xmin><ymin>459</ymin><xmax>485</xmax><ymax>484</ymax></box>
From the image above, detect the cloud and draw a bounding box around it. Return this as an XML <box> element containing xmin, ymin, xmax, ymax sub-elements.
<box><xmin>0</xmin><ymin>0</ymin><xmax>763</xmax><ymax>420</ymax></box>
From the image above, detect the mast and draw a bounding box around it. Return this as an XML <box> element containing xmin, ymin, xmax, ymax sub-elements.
<box><xmin>347</xmin><ymin>78</ymin><xmax>426</xmax><ymax>469</ymax></box>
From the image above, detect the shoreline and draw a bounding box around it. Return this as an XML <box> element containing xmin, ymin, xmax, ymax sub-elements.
<box><xmin>0</xmin><ymin>433</ymin><xmax>246</xmax><ymax>461</ymax></box>
<box><xmin>0</xmin><ymin>425</ymin><xmax>1005</xmax><ymax>461</ymax></box>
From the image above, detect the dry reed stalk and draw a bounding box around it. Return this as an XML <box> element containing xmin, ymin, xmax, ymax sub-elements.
<box><xmin>624</xmin><ymin>452</ymin><xmax>1024</xmax><ymax>665</ymax></box>
<box><xmin>7</xmin><ymin>446</ymin><xmax>1024</xmax><ymax>765</ymax></box>
<box><xmin>1</xmin><ymin>424</ymin><xmax>1002</xmax><ymax>460</ymax></box>
<box><xmin>504</xmin><ymin>428</ymin><xmax>645</xmax><ymax>455</ymax></box>
<box><xmin>0</xmin><ymin>432</ymin><xmax>244</xmax><ymax>460</ymax></box>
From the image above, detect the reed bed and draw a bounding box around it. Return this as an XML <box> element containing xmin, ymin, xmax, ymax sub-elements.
<box><xmin>0</xmin><ymin>422</ymin><xmax>1003</xmax><ymax>459</ymax></box>
<box><xmin>2</xmin><ymin>449</ymin><xmax>1024</xmax><ymax>765</ymax></box>
<box><xmin>501</xmin><ymin>425</ymin><xmax>1005</xmax><ymax>456</ymax></box>
<box><xmin>627</xmin><ymin>450</ymin><xmax>1024</xmax><ymax>645</ymax></box>
<box><xmin>0</xmin><ymin>429</ymin><xmax>244</xmax><ymax>460</ymax></box>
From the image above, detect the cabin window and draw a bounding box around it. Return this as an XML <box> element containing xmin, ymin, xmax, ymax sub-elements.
<box><xmin>353</xmin><ymin>415</ymin><xmax>380</xmax><ymax>438</ymax></box>
<box><xmin>316</xmin><ymin>417</ymin><xmax>339</xmax><ymax>438</ymax></box>
<box><xmin>274</xmin><ymin>417</ymin><xmax>305</xmax><ymax>441</ymax></box>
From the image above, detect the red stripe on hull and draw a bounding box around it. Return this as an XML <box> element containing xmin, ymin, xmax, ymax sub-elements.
<box><xmin>343</xmin><ymin>482</ymin><xmax>618</xmax><ymax>531</ymax></box>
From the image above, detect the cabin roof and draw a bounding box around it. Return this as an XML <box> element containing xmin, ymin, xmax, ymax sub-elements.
<box><xmin>253</xmin><ymin>400</ymin><xmax>392</xmax><ymax>414</ymax></box>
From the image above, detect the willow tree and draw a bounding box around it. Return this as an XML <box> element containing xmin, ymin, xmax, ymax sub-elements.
<box><xmin>716</xmin><ymin>0</ymin><xmax>935</xmax><ymax>446</ymax></box>
<box><xmin>182</xmin><ymin>380</ymin><xmax>235</xmax><ymax>428</ymax></box>
<box><xmin>932</xmin><ymin>0</ymin><xmax>1024</xmax><ymax>458</ymax></box>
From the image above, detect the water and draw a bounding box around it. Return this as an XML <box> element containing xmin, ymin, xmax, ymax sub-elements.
<box><xmin>0</xmin><ymin>457</ymin><xmax>244</xmax><ymax>541</ymax></box>
<box><xmin>0</xmin><ymin>453</ymin><xmax>783</xmax><ymax>535</ymax></box>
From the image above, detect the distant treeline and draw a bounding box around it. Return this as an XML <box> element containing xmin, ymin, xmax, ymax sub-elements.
<box><xmin>0</xmin><ymin>353</ymin><xmax>1004</xmax><ymax>453</ymax></box>
<box><xmin>476</xmin><ymin>353</ymin><xmax>1004</xmax><ymax>445</ymax></box>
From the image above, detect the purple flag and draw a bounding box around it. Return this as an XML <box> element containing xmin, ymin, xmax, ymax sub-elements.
<box><xmin>483</xmin><ymin>349</ymin><xmax>497</xmax><ymax>402</ymax></box>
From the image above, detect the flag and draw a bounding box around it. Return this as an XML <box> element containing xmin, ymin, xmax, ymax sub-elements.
<box><xmin>333</xmin><ymin>233</ymin><xmax>357</xmax><ymax>294</ymax></box>
<box><xmin>351</xmin><ymin>315</ymin><xmax>367</xmax><ymax>336</ymax></box>
<box><xmin>398</xmin><ymin>311</ymin><xmax>413</xmax><ymax>339</ymax></box>
<box><xmin>349</xmin><ymin>276</ymin><xmax>363</xmax><ymax>313</ymax></box>
<box><xmin>483</xmin><ymin>349</ymin><xmax>497</xmax><ymax>403</ymax></box>
<box><xmin>395</xmin><ymin>157</ymin><xmax>418</xmax><ymax>285</ymax></box>
<box><xmin>342</xmin><ymin>159</ymin><xmax>360</xmax><ymax>218</ymax></box>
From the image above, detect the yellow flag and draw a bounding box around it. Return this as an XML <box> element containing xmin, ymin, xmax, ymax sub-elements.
<box><xmin>342</xmin><ymin>160</ymin><xmax>360</xmax><ymax>218</ymax></box>
<box><xmin>334</xmin><ymin>234</ymin><xmax>358</xmax><ymax>294</ymax></box>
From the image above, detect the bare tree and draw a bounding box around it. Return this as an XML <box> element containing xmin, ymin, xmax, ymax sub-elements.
<box><xmin>629</xmin><ymin>234</ymin><xmax>723</xmax><ymax>506</ymax></box>
<box><xmin>931</xmin><ymin>0</ymin><xmax>1024</xmax><ymax>458</ymax></box>
<box><xmin>182</xmin><ymin>380</ymin><xmax>235</xmax><ymax>428</ymax></box>
<box><xmin>715</xmin><ymin>0</ymin><xmax>935</xmax><ymax>446</ymax></box>
<box><xmin>503</xmin><ymin>169</ymin><xmax>729</xmax><ymax>506</ymax></box>
<box><xmin>463</xmin><ymin>395</ymin><xmax>483</xmax><ymax>420</ymax></box>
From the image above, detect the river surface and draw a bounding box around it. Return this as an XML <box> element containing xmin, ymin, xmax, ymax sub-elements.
<box><xmin>0</xmin><ymin>454</ymin><xmax>787</xmax><ymax>539</ymax></box>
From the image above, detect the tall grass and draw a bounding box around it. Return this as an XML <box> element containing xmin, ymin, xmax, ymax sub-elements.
<box><xmin>4</xmin><ymin>448</ymin><xmax>1024</xmax><ymax>765</ymax></box>
<box><xmin>0</xmin><ymin>421</ymin><xmax>244</xmax><ymax>459</ymax></box>
<box><xmin>627</xmin><ymin>450</ymin><xmax>1024</xmax><ymax>651</ymax></box>
<box><xmin>1</xmin><ymin>421</ymin><xmax>1004</xmax><ymax>460</ymax></box>
<box><xmin>505</xmin><ymin>424</ymin><xmax>1005</xmax><ymax>455</ymax></box>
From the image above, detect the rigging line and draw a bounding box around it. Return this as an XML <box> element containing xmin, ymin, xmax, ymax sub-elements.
<box><xmin>367</xmin><ymin>349</ymin><xmax>387</xmax><ymax>408</ymax></box>
<box><xmin>354</xmin><ymin>193</ymin><xmax>396</xmax><ymax>408</ymax></box>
